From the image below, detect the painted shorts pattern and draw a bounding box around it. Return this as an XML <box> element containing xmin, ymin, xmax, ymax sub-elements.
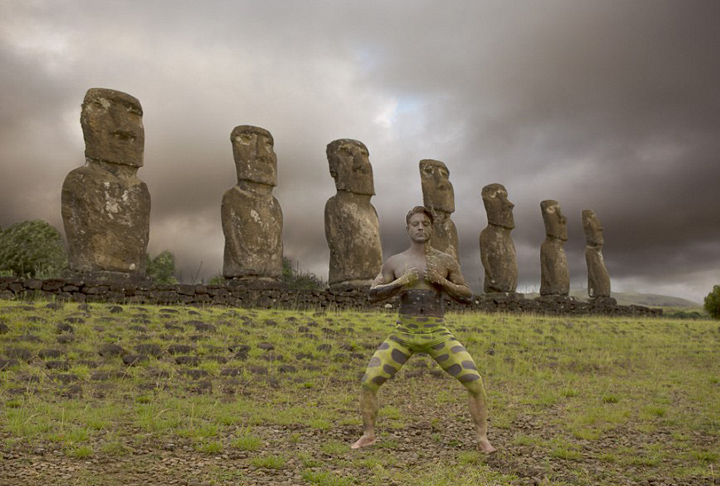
<box><xmin>360</xmin><ymin>314</ymin><xmax>484</xmax><ymax>392</ymax></box>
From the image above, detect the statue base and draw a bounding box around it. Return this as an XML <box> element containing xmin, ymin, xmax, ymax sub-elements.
<box><xmin>61</xmin><ymin>270</ymin><xmax>153</xmax><ymax>288</ymax></box>
<box><xmin>225</xmin><ymin>277</ymin><xmax>286</xmax><ymax>290</ymax></box>
<box><xmin>588</xmin><ymin>296</ymin><xmax>617</xmax><ymax>305</ymax></box>
<box><xmin>328</xmin><ymin>281</ymin><xmax>372</xmax><ymax>293</ymax></box>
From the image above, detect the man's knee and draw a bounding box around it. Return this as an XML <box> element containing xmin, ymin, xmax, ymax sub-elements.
<box><xmin>361</xmin><ymin>373</ymin><xmax>386</xmax><ymax>392</ymax></box>
<box><xmin>458</xmin><ymin>374</ymin><xmax>485</xmax><ymax>396</ymax></box>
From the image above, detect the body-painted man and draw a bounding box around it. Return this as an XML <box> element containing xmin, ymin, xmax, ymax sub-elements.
<box><xmin>351</xmin><ymin>206</ymin><xmax>496</xmax><ymax>453</ymax></box>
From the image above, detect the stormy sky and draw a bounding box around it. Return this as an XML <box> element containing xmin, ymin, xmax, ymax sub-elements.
<box><xmin>1</xmin><ymin>0</ymin><xmax>718</xmax><ymax>303</ymax></box>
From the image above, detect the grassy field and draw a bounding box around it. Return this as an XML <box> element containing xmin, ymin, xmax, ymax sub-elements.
<box><xmin>0</xmin><ymin>300</ymin><xmax>718</xmax><ymax>485</ymax></box>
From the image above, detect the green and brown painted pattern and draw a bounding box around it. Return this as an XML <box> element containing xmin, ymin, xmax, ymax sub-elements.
<box><xmin>361</xmin><ymin>314</ymin><xmax>485</xmax><ymax>394</ymax></box>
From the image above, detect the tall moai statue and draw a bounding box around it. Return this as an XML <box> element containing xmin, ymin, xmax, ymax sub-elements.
<box><xmin>61</xmin><ymin>88</ymin><xmax>150</xmax><ymax>278</ymax></box>
<box><xmin>479</xmin><ymin>183</ymin><xmax>518</xmax><ymax>294</ymax></box>
<box><xmin>221</xmin><ymin>126</ymin><xmax>283</xmax><ymax>283</ymax></box>
<box><xmin>582</xmin><ymin>209</ymin><xmax>611</xmax><ymax>299</ymax></box>
<box><xmin>419</xmin><ymin>159</ymin><xmax>459</xmax><ymax>262</ymax></box>
<box><xmin>540</xmin><ymin>200</ymin><xmax>570</xmax><ymax>296</ymax></box>
<box><xmin>325</xmin><ymin>139</ymin><xmax>382</xmax><ymax>290</ymax></box>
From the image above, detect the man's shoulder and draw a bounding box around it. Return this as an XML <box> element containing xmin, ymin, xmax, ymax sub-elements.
<box><xmin>428</xmin><ymin>247</ymin><xmax>457</xmax><ymax>265</ymax></box>
<box><xmin>384</xmin><ymin>252</ymin><xmax>406</xmax><ymax>267</ymax></box>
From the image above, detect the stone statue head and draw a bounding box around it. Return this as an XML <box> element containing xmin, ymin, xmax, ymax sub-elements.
<box><xmin>81</xmin><ymin>88</ymin><xmax>144</xmax><ymax>167</ymax></box>
<box><xmin>541</xmin><ymin>200</ymin><xmax>568</xmax><ymax>241</ymax></box>
<box><xmin>231</xmin><ymin>125</ymin><xmax>277</xmax><ymax>187</ymax></box>
<box><xmin>326</xmin><ymin>139</ymin><xmax>374</xmax><ymax>196</ymax></box>
<box><xmin>482</xmin><ymin>183</ymin><xmax>514</xmax><ymax>229</ymax></box>
<box><xmin>582</xmin><ymin>209</ymin><xmax>604</xmax><ymax>247</ymax></box>
<box><xmin>419</xmin><ymin>159</ymin><xmax>455</xmax><ymax>214</ymax></box>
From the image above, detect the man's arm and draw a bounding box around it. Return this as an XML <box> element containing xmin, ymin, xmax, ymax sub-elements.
<box><xmin>425</xmin><ymin>253</ymin><xmax>473</xmax><ymax>302</ymax></box>
<box><xmin>368</xmin><ymin>258</ymin><xmax>419</xmax><ymax>303</ymax></box>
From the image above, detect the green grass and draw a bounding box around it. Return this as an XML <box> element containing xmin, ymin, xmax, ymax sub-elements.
<box><xmin>250</xmin><ymin>454</ymin><xmax>287</xmax><ymax>469</ymax></box>
<box><xmin>66</xmin><ymin>444</ymin><xmax>94</xmax><ymax>459</ymax></box>
<box><xmin>231</xmin><ymin>428</ymin><xmax>262</xmax><ymax>451</ymax></box>
<box><xmin>302</xmin><ymin>470</ymin><xmax>354</xmax><ymax>486</ymax></box>
<box><xmin>195</xmin><ymin>440</ymin><xmax>223</xmax><ymax>454</ymax></box>
<box><xmin>1</xmin><ymin>301</ymin><xmax>719</xmax><ymax>485</ymax></box>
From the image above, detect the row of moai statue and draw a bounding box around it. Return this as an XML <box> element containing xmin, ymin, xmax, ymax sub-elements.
<box><xmin>61</xmin><ymin>88</ymin><xmax>611</xmax><ymax>299</ymax></box>
<box><xmin>479</xmin><ymin>188</ymin><xmax>611</xmax><ymax>299</ymax></box>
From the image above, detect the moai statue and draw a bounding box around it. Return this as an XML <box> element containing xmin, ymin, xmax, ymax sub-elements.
<box><xmin>479</xmin><ymin>183</ymin><xmax>518</xmax><ymax>294</ymax></box>
<box><xmin>61</xmin><ymin>88</ymin><xmax>150</xmax><ymax>278</ymax></box>
<box><xmin>582</xmin><ymin>209</ymin><xmax>611</xmax><ymax>299</ymax></box>
<box><xmin>221</xmin><ymin>125</ymin><xmax>283</xmax><ymax>283</ymax></box>
<box><xmin>419</xmin><ymin>159</ymin><xmax>459</xmax><ymax>262</ymax></box>
<box><xmin>540</xmin><ymin>200</ymin><xmax>570</xmax><ymax>296</ymax></box>
<box><xmin>325</xmin><ymin>139</ymin><xmax>382</xmax><ymax>290</ymax></box>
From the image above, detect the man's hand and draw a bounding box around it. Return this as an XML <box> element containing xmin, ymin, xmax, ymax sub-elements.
<box><xmin>400</xmin><ymin>267</ymin><xmax>421</xmax><ymax>286</ymax></box>
<box><xmin>424</xmin><ymin>267</ymin><xmax>445</xmax><ymax>287</ymax></box>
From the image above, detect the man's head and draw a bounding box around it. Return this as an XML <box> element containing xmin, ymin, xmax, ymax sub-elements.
<box><xmin>419</xmin><ymin>159</ymin><xmax>454</xmax><ymax>214</ymax></box>
<box><xmin>482</xmin><ymin>183</ymin><xmax>514</xmax><ymax>229</ymax></box>
<box><xmin>405</xmin><ymin>206</ymin><xmax>434</xmax><ymax>243</ymax></box>
<box><xmin>541</xmin><ymin>200</ymin><xmax>568</xmax><ymax>241</ymax></box>
<box><xmin>81</xmin><ymin>88</ymin><xmax>144</xmax><ymax>167</ymax></box>
<box><xmin>231</xmin><ymin>125</ymin><xmax>277</xmax><ymax>186</ymax></box>
<box><xmin>582</xmin><ymin>209</ymin><xmax>604</xmax><ymax>247</ymax></box>
<box><xmin>326</xmin><ymin>139</ymin><xmax>374</xmax><ymax>195</ymax></box>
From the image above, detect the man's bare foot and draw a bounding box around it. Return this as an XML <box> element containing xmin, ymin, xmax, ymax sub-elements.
<box><xmin>477</xmin><ymin>438</ymin><xmax>497</xmax><ymax>454</ymax></box>
<box><xmin>351</xmin><ymin>434</ymin><xmax>376</xmax><ymax>449</ymax></box>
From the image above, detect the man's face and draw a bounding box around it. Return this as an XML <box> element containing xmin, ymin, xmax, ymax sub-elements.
<box><xmin>330</xmin><ymin>141</ymin><xmax>374</xmax><ymax>195</ymax></box>
<box><xmin>420</xmin><ymin>160</ymin><xmax>454</xmax><ymax>213</ymax></box>
<box><xmin>232</xmin><ymin>130</ymin><xmax>277</xmax><ymax>186</ymax></box>
<box><xmin>543</xmin><ymin>202</ymin><xmax>568</xmax><ymax>241</ymax></box>
<box><xmin>82</xmin><ymin>93</ymin><xmax>144</xmax><ymax>167</ymax></box>
<box><xmin>482</xmin><ymin>184</ymin><xmax>514</xmax><ymax>229</ymax></box>
<box><xmin>406</xmin><ymin>212</ymin><xmax>433</xmax><ymax>243</ymax></box>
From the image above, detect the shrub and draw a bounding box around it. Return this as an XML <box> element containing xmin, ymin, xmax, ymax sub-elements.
<box><xmin>282</xmin><ymin>257</ymin><xmax>324</xmax><ymax>290</ymax></box>
<box><xmin>704</xmin><ymin>285</ymin><xmax>720</xmax><ymax>320</ymax></box>
<box><xmin>146</xmin><ymin>251</ymin><xmax>178</xmax><ymax>285</ymax></box>
<box><xmin>0</xmin><ymin>220</ymin><xmax>67</xmax><ymax>278</ymax></box>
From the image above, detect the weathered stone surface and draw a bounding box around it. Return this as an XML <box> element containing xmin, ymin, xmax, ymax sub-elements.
<box><xmin>222</xmin><ymin>125</ymin><xmax>283</xmax><ymax>281</ymax></box>
<box><xmin>540</xmin><ymin>200</ymin><xmax>570</xmax><ymax>296</ymax></box>
<box><xmin>324</xmin><ymin>139</ymin><xmax>382</xmax><ymax>289</ymax></box>
<box><xmin>420</xmin><ymin>159</ymin><xmax>459</xmax><ymax>261</ymax></box>
<box><xmin>0</xmin><ymin>276</ymin><xmax>660</xmax><ymax>317</ymax></box>
<box><xmin>479</xmin><ymin>183</ymin><xmax>517</xmax><ymax>293</ymax></box>
<box><xmin>61</xmin><ymin>88</ymin><xmax>150</xmax><ymax>277</ymax></box>
<box><xmin>583</xmin><ymin>209</ymin><xmax>611</xmax><ymax>299</ymax></box>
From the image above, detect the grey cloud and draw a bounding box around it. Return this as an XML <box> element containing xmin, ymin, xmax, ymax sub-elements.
<box><xmin>0</xmin><ymin>1</ymin><xmax>718</xmax><ymax>302</ymax></box>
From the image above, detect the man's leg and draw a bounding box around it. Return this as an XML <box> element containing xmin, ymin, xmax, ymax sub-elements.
<box><xmin>427</xmin><ymin>335</ymin><xmax>496</xmax><ymax>453</ymax></box>
<box><xmin>466</xmin><ymin>381</ymin><xmax>496</xmax><ymax>453</ymax></box>
<box><xmin>351</xmin><ymin>335</ymin><xmax>412</xmax><ymax>449</ymax></box>
<box><xmin>352</xmin><ymin>387</ymin><xmax>379</xmax><ymax>449</ymax></box>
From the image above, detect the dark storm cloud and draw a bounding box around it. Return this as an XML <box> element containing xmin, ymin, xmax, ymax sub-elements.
<box><xmin>1</xmin><ymin>0</ymin><xmax>718</xmax><ymax>301</ymax></box>
<box><xmin>345</xmin><ymin>1</ymin><xmax>720</xmax><ymax>300</ymax></box>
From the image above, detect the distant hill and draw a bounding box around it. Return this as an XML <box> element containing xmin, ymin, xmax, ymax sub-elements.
<box><xmin>521</xmin><ymin>289</ymin><xmax>701</xmax><ymax>308</ymax></box>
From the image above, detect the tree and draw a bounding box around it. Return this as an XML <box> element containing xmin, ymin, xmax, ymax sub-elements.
<box><xmin>146</xmin><ymin>251</ymin><xmax>178</xmax><ymax>285</ymax></box>
<box><xmin>704</xmin><ymin>285</ymin><xmax>720</xmax><ymax>320</ymax></box>
<box><xmin>0</xmin><ymin>220</ymin><xmax>67</xmax><ymax>278</ymax></box>
<box><xmin>282</xmin><ymin>257</ymin><xmax>324</xmax><ymax>290</ymax></box>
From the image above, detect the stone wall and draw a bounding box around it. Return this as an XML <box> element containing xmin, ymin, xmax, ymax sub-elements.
<box><xmin>0</xmin><ymin>277</ymin><xmax>662</xmax><ymax>317</ymax></box>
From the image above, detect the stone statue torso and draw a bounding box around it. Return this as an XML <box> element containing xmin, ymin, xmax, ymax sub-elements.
<box><xmin>430</xmin><ymin>213</ymin><xmax>459</xmax><ymax>263</ymax></box>
<box><xmin>221</xmin><ymin>185</ymin><xmax>283</xmax><ymax>279</ymax></box>
<box><xmin>61</xmin><ymin>163</ymin><xmax>150</xmax><ymax>274</ymax></box>
<box><xmin>540</xmin><ymin>238</ymin><xmax>569</xmax><ymax>296</ymax></box>
<box><xmin>479</xmin><ymin>225</ymin><xmax>517</xmax><ymax>293</ymax></box>
<box><xmin>324</xmin><ymin>192</ymin><xmax>382</xmax><ymax>287</ymax></box>
<box><xmin>585</xmin><ymin>248</ymin><xmax>611</xmax><ymax>298</ymax></box>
